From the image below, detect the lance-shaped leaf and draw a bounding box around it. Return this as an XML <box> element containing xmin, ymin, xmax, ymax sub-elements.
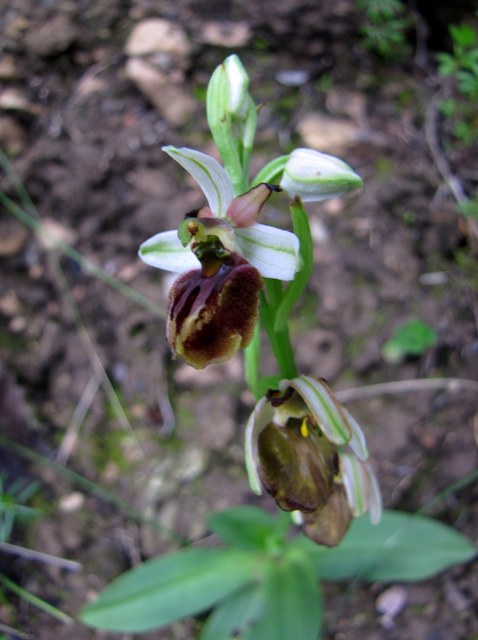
<box><xmin>294</xmin><ymin>510</ymin><xmax>476</xmax><ymax>582</ymax></box>
<box><xmin>80</xmin><ymin>548</ymin><xmax>261</xmax><ymax>633</ymax></box>
<box><xmin>242</xmin><ymin>554</ymin><xmax>323</xmax><ymax>640</ymax></box>
<box><xmin>207</xmin><ymin>506</ymin><xmax>290</xmax><ymax>551</ymax></box>
<box><xmin>200</xmin><ymin>582</ymin><xmax>264</xmax><ymax>640</ymax></box>
<box><xmin>280</xmin><ymin>376</ymin><xmax>352</xmax><ymax>445</ymax></box>
<box><xmin>163</xmin><ymin>146</ymin><xmax>233</xmax><ymax>217</ymax></box>
<box><xmin>139</xmin><ymin>229</ymin><xmax>200</xmax><ymax>272</ymax></box>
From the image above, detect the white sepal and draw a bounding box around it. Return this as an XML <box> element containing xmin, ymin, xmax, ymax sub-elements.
<box><xmin>162</xmin><ymin>146</ymin><xmax>234</xmax><ymax>217</ymax></box>
<box><xmin>280</xmin><ymin>375</ymin><xmax>352</xmax><ymax>445</ymax></box>
<box><xmin>244</xmin><ymin>396</ymin><xmax>273</xmax><ymax>495</ymax></box>
<box><xmin>339</xmin><ymin>451</ymin><xmax>368</xmax><ymax>517</ymax></box>
<box><xmin>235</xmin><ymin>223</ymin><xmax>300</xmax><ymax>281</ymax></box>
<box><xmin>343</xmin><ymin>408</ymin><xmax>369</xmax><ymax>461</ymax></box>
<box><xmin>138</xmin><ymin>230</ymin><xmax>200</xmax><ymax>272</ymax></box>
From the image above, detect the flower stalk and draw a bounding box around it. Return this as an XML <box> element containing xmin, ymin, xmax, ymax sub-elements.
<box><xmin>138</xmin><ymin>53</ymin><xmax>377</xmax><ymax>545</ymax></box>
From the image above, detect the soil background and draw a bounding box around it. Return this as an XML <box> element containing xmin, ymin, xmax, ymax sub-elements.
<box><xmin>0</xmin><ymin>1</ymin><xmax>477</xmax><ymax>639</ymax></box>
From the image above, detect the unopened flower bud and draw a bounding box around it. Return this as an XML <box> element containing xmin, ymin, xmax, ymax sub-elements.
<box><xmin>280</xmin><ymin>148</ymin><xmax>363</xmax><ymax>202</ymax></box>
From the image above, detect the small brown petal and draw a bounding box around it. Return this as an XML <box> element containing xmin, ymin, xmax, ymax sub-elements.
<box><xmin>167</xmin><ymin>253</ymin><xmax>262</xmax><ymax>369</ymax></box>
<box><xmin>302</xmin><ymin>483</ymin><xmax>352</xmax><ymax>547</ymax></box>
<box><xmin>226</xmin><ymin>183</ymin><xmax>280</xmax><ymax>228</ymax></box>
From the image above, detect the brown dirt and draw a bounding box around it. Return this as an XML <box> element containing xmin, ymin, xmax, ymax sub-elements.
<box><xmin>0</xmin><ymin>1</ymin><xmax>477</xmax><ymax>639</ymax></box>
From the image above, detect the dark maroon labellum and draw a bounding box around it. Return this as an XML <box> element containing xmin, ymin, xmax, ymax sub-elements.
<box><xmin>167</xmin><ymin>253</ymin><xmax>262</xmax><ymax>369</ymax></box>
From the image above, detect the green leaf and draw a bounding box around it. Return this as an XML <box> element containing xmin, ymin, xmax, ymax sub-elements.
<box><xmin>294</xmin><ymin>510</ymin><xmax>476</xmax><ymax>582</ymax></box>
<box><xmin>207</xmin><ymin>506</ymin><xmax>290</xmax><ymax>551</ymax></box>
<box><xmin>200</xmin><ymin>582</ymin><xmax>264</xmax><ymax>640</ymax></box>
<box><xmin>242</xmin><ymin>555</ymin><xmax>322</xmax><ymax>640</ymax></box>
<box><xmin>80</xmin><ymin>548</ymin><xmax>261</xmax><ymax>632</ymax></box>
<box><xmin>382</xmin><ymin>318</ymin><xmax>437</xmax><ymax>363</ymax></box>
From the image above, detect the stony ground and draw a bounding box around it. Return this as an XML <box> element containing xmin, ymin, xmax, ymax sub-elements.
<box><xmin>0</xmin><ymin>0</ymin><xmax>477</xmax><ymax>639</ymax></box>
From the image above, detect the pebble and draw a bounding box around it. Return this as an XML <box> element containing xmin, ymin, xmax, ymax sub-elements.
<box><xmin>0</xmin><ymin>54</ymin><xmax>22</xmax><ymax>81</ymax></box>
<box><xmin>0</xmin><ymin>219</ymin><xmax>29</xmax><ymax>257</ymax></box>
<box><xmin>23</xmin><ymin>14</ymin><xmax>77</xmax><ymax>57</ymax></box>
<box><xmin>0</xmin><ymin>115</ymin><xmax>27</xmax><ymax>155</ymax></box>
<box><xmin>36</xmin><ymin>218</ymin><xmax>78</xmax><ymax>251</ymax></box>
<box><xmin>124</xmin><ymin>18</ymin><xmax>191</xmax><ymax>70</ymax></box>
<box><xmin>297</xmin><ymin>112</ymin><xmax>360</xmax><ymax>152</ymax></box>
<box><xmin>125</xmin><ymin>58</ymin><xmax>196</xmax><ymax>126</ymax></box>
<box><xmin>59</xmin><ymin>492</ymin><xmax>85</xmax><ymax>513</ymax></box>
<box><xmin>0</xmin><ymin>87</ymin><xmax>30</xmax><ymax>112</ymax></box>
<box><xmin>275</xmin><ymin>69</ymin><xmax>310</xmax><ymax>86</ymax></box>
<box><xmin>201</xmin><ymin>21</ymin><xmax>251</xmax><ymax>47</ymax></box>
<box><xmin>376</xmin><ymin>585</ymin><xmax>407</xmax><ymax>629</ymax></box>
<box><xmin>0</xmin><ymin>289</ymin><xmax>22</xmax><ymax>317</ymax></box>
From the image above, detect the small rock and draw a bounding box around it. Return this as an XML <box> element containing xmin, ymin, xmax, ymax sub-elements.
<box><xmin>0</xmin><ymin>289</ymin><xmax>22</xmax><ymax>317</ymax></box>
<box><xmin>0</xmin><ymin>55</ymin><xmax>22</xmax><ymax>81</ymax></box>
<box><xmin>59</xmin><ymin>492</ymin><xmax>85</xmax><ymax>513</ymax></box>
<box><xmin>0</xmin><ymin>87</ymin><xmax>30</xmax><ymax>112</ymax></box>
<box><xmin>376</xmin><ymin>585</ymin><xmax>407</xmax><ymax>629</ymax></box>
<box><xmin>297</xmin><ymin>112</ymin><xmax>360</xmax><ymax>153</ymax></box>
<box><xmin>0</xmin><ymin>218</ymin><xmax>29</xmax><ymax>256</ymax></box>
<box><xmin>24</xmin><ymin>14</ymin><xmax>78</xmax><ymax>57</ymax></box>
<box><xmin>125</xmin><ymin>19</ymin><xmax>191</xmax><ymax>70</ymax></box>
<box><xmin>36</xmin><ymin>217</ymin><xmax>78</xmax><ymax>251</ymax></box>
<box><xmin>201</xmin><ymin>21</ymin><xmax>251</xmax><ymax>47</ymax></box>
<box><xmin>275</xmin><ymin>70</ymin><xmax>310</xmax><ymax>87</ymax></box>
<box><xmin>125</xmin><ymin>58</ymin><xmax>196</xmax><ymax>126</ymax></box>
<box><xmin>0</xmin><ymin>115</ymin><xmax>27</xmax><ymax>155</ymax></box>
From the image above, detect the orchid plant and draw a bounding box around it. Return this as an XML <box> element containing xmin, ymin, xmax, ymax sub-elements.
<box><xmin>81</xmin><ymin>55</ymin><xmax>476</xmax><ymax>639</ymax></box>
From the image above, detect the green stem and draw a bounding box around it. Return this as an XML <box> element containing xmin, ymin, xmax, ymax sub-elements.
<box><xmin>0</xmin><ymin>573</ymin><xmax>74</xmax><ymax>624</ymax></box>
<box><xmin>260</xmin><ymin>293</ymin><xmax>298</xmax><ymax>380</ymax></box>
<box><xmin>244</xmin><ymin>324</ymin><xmax>261</xmax><ymax>400</ymax></box>
<box><xmin>274</xmin><ymin>197</ymin><xmax>313</xmax><ymax>331</ymax></box>
<box><xmin>251</xmin><ymin>155</ymin><xmax>289</xmax><ymax>187</ymax></box>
